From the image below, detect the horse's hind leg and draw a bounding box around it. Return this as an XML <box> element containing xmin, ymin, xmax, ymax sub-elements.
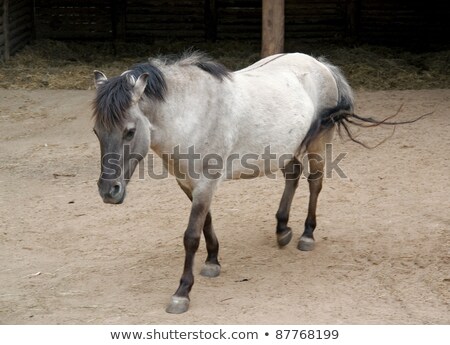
<box><xmin>298</xmin><ymin>157</ymin><xmax>323</xmax><ymax>251</ymax></box>
<box><xmin>199</xmin><ymin>211</ymin><xmax>221</xmax><ymax>278</ymax></box>
<box><xmin>276</xmin><ymin>158</ymin><xmax>302</xmax><ymax>247</ymax></box>
<box><xmin>176</xmin><ymin>180</ymin><xmax>220</xmax><ymax>278</ymax></box>
<box><xmin>298</xmin><ymin>128</ymin><xmax>334</xmax><ymax>251</ymax></box>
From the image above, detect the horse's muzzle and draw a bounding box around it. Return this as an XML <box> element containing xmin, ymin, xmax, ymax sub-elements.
<box><xmin>98</xmin><ymin>179</ymin><xmax>125</xmax><ymax>204</ymax></box>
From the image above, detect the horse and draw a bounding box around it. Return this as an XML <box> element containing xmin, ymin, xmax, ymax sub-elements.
<box><xmin>91</xmin><ymin>51</ymin><xmax>417</xmax><ymax>314</ymax></box>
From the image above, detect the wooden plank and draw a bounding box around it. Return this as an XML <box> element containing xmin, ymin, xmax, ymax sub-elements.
<box><xmin>125</xmin><ymin>29</ymin><xmax>204</xmax><ymax>39</ymax></box>
<box><xmin>36</xmin><ymin>29</ymin><xmax>111</xmax><ymax>40</ymax></box>
<box><xmin>112</xmin><ymin>0</ymin><xmax>127</xmax><ymax>40</ymax></box>
<box><xmin>8</xmin><ymin>17</ymin><xmax>32</xmax><ymax>37</ymax></box>
<box><xmin>9</xmin><ymin>0</ymin><xmax>28</xmax><ymax>12</ymax></box>
<box><xmin>127</xmin><ymin>0</ymin><xmax>203</xmax><ymax>7</ymax></box>
<box><xmin>0</xmin><ymin>0</ymin><xmax>4</xmax><ymax>55</ymax></box>
<box><xmin>8</xmin><ymin>9</ymin><xmax>31</xmax><ymax>29</ymax></box>
<box><xmin>204</xmin><ymin>0</ymin><xmax>217</xmax><ymax>41</ymax></box>
<box><xmin>124</xmin><ymin>0</ymin><xmax>206</xmax><ymax>40</ymax></box>
<box><xmin>127</xmin><ymin>6</ymin><xmax>203</xmax><ymax>15</ymax></box>
<box><xmin>3</xmin><ymin>0</ymin><xmax>8</xmax><ymax>60</ymax></box>
<box><xmin>35</xmin><ymin>0</ymin><xmax>109</xmax><ymax>7</ymax></box>
<box><xmin>127</xmin><ymin>21</ymin><xmax>204</xmax><ymax>31</ymax></box>
<box><xmin>126</xmin><ymin>14</ymin><xmax>204</xmax><ymax>23</ymax></box>
<box><xmin>34</xmin><ymin>0</ymin><xmax>113</xmax><ymax>40</ymax></box>
<box><xmin>218</xmin><ymin>0</ymin><xmax>261</xmax><ymax>8</ymax></box>
<box><xmin>9</xmin><ymin>28</ymin><xmax>30</xmax><ymax>54</ymax></box>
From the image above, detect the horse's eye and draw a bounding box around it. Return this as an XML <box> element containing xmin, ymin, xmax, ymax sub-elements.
<box><xmin>124</xmin><ymin>128</ymin><xmax>136</xmax><ymax>141</ymax></box>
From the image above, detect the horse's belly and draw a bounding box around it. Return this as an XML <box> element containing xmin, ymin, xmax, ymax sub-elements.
<box><xmin>223</xmin><ymin>138</ymin><xmax>303</xmax><ymax>180</ymax></box>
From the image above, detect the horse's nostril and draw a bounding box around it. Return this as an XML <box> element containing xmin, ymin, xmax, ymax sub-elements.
<box><xmin>110</xmin><ymin>183</ymin><xmax>121</xmax><ymax>197</ymax></box>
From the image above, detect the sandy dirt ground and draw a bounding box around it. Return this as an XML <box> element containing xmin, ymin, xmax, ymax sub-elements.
<box><xmin>0</xmin><ymin>89</ymin><xmax>449</xmax><ymax>325</ymax></box>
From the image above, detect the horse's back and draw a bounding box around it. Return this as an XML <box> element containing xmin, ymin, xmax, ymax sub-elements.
<box><xmin>221</xmin><ymin>53</ymin><xmax>338</xmax><ymax>176</ymax></box>
<box><xmin>235</xmin><ymin>53</ymin><xmax>338</xmax><ymax>109</ymax></box>
<box><xmin>236</xmin><ymin>53</ymin><xmax>329</xmax><ymax>76</ymax></box>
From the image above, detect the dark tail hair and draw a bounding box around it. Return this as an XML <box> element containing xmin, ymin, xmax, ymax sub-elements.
<box><xmin>300</xmin><ymin>57</ymin><xmax>432</xmax><ymax>152</ymax></box>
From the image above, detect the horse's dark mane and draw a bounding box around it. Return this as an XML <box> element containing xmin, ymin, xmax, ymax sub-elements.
<box><xmin>92</xmin><ymin>63</ymin><xmax>166</xmax><ymax>130</ymax></box>
<box><xmin>158</xmin><ymin>50</ymin><xmax>231</xmax><ymax>81</ymax></box>
<box><xmin>92</xmin><ymin>51</ymin><xmax>230</xmax><ymax>130</ymax></box>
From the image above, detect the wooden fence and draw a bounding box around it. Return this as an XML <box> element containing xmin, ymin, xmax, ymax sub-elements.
<box><xmin>359</xmin><ymin>0</ymin><xmax>449</xmax><ymax>47</ymax></box>
<box><xmin>30</xmin><ymin>0</ymin><xmax>354</xmax><ymax>41</ymax></box>
<box><xmin>34</xmin><ymin>0</ymin><xmax>113</xmax><ymax>40</ymax></box>
<box><xmin>0</xmin><ymin>0</ymin><xmax>33</xmax><ymax>61</ymax></box>
<box><xmin>32</xmin><ymin>0</ymin><xmax>449</xmax><ymax>45</ymax></box>
<box><xmin>1</xmin><ymin>0</ymin><xmax>449</xmax><ymax>60</ymax></box>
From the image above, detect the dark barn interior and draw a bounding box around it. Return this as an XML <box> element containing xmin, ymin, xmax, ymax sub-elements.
<box><xmin>1</xmin><ymin>0</ymin><xmax>449</xmax><ymax>61</ymax></box>
<box><xmin>0</xmin><ymin>0</ymin><xmax>449</xmax><ymax>91</ymax></box>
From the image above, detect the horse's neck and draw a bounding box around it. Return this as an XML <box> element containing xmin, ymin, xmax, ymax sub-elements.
<box><xmin>145</xmin><ymin>68</ymin><xmax>230</xmax><ymax>156</ymax></box>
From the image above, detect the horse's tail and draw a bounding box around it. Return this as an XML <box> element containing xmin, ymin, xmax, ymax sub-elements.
<box><xmin>299</xmin><ymin>57</ymin><xmax>354</xmax><ymax>152</ymax></box>
<box><xmin>319</xmin><ymin>57</ymin><xmax>355</xmax><ymax>114</ymax></box>
<box><xmin>299</xmin><ymin>57</ymin><xmax>432</xmax><ymax>152</ymax></box>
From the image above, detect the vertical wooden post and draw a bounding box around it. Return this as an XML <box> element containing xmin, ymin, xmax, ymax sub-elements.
<box><xmin>346</xmin><ymin>0</ymin><xmax>361</xmax><ymax>43</ymax></box>
<box><xmin>31</xmin><ymin>0</ymin><xmax>37</xmax><ymax>40</ymax></box>
<box><xmin>112</xmin><ymin>0</ymin><xmax>126</xmax><ymax>41</ymax></box>
<box><xmin>261</xmin><ymin>0</ymin><xmax>284</xmax><ymax>58</ymax></box>
<box><xmin>204</xmin><ymin>0</ymin><xmax>217</xmax><ymax>42</ymax></box>
<box><xmin>118</xmin><ymin>0</ymin><xmax>126</xmax><ymax>40</ymax></box>
<box><xmin>3</xmin><ymin>0</ymin><xmax>9</xmax><ymax>60</ymax></box>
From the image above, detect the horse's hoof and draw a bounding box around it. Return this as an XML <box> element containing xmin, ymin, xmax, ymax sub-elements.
<box><xmin>200</xmin><ymin>263</ymin><xmax>221</xmax><ymax>278</ymax></box>
<box><xmin>166</xmin><ymin>296</ymin><xmax>190</xmax><ymax>314</ymax></box>
<box><xmin>298</xmin><ymin>236</ymin><xmax>315</xmax><ymax>251</ymax></box>
<box><xmin>277</xmin><ymin>228</ymin><xmax>293</xmax><ymax>247</ymax></box>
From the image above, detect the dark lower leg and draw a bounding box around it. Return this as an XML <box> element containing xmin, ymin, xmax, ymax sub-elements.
<box><xmin>303</xmin><ymin>172</ymin><xmax>322</xmax><ymax>239</ymax></box>
<box><xmin>173</xmin><ymin>202</ymin><xmax>207</xmax><ymax>299</ymax></box>
<box><xmin>174</xmin><ymin>236</ymin><xmax>199</xmax><ymax>298</ymax></box>
<box><xmin>298</xmin><ymin>169</ymin><xmax>323</xmax><ymax>251</ymax></box>
<box><xmin>166</xmin><ymin>193</ymin><xmax>211</xmax><ymax>314</ymax></box>
<box><xmin>298</xmin><ymin>129</ymin><xmax>332</xmax><ymax>251</ymax></box>
<box><xmin>276</xmin><ymin>159</ymin><xmax>302</xmax><ymax>246</ymax></box>
<box><xmin>199</xmin><ymin>211</ymin><xmax>221</xmax><ymax>278</ymax></box>
<box><xmin>203</xmin><ymin>212</ymin><xmax>219</xmax><ymax>266</ymax></box>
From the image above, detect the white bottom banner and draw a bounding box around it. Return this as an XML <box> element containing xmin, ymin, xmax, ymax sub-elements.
<box><xmin>1</xmin><ymin>325</ymin><xmax>449</xmax><ymax>345</ymax></box>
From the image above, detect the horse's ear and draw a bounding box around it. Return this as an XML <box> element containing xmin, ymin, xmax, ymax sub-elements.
<box><xmin>132</xmin><ymin>73</ymin><xmax>149</xmax><ymax>102</ymax></box>
<box><xmin>93</xmin><ymin>70</ymin><xmax>107</xmax><ymax>89</ymax></box>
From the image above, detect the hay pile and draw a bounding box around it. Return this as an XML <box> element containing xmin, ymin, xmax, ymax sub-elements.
<box><xmin>312</xmin><ymin>44</ymin><xmax>450</xmax><ymax>90</ymax></box>
<box><xmin>0</xmin><ymin>39</ymin><xmax>448</xmax><ymax>90</ymax></box>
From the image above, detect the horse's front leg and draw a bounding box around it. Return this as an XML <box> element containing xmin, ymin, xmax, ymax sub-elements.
<box><xmin>175</xmin><ymin>180</ymin><xmax>221</xmax><ymax>278</ymax></box>
<box><xmin>166</xmin><ymin>187</ymin><xmax>213</xmax><ymax>314</ymax></box>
